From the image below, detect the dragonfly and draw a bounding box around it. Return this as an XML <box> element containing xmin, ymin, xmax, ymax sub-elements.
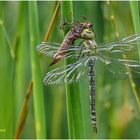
<box><xmin>49</xmin><ymin>20</ymin><xmax>95</xmax><ymax>65</ymax></box>
<box><xmin>37</xmin><ymin>21</ymin><xmax>140</xmax><ymax>133</ymax></box>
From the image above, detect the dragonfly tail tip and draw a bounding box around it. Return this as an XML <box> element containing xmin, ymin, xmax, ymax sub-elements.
<box><xmin>49</xmin><ymin>60</ymin><xmax>57</xmax><ymax>66</ymax></box>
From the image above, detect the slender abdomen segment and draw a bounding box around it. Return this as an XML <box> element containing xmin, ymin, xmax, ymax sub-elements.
<box><xmin>89</xmin><ymin>59</ymin><xmax>97</xmax><ymax>133</ymax></box>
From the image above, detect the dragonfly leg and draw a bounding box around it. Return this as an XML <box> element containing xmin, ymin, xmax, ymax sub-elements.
<box><xmin>82</xmin><ymin>15</ymin><xmax>87</xmax><ymax>22</ymax></box>
<box><xmin>59</xmin><ymin>17</ymin><xmax>74</xmax><ymax>29</ymax></box>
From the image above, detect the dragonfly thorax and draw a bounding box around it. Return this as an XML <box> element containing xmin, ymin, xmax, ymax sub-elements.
<box><xmin>82</xmin><ymin>40</ymin><xmax>97</xmax><ymax>57</ymax></box>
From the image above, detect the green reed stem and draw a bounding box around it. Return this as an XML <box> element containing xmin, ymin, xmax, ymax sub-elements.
<box><xmin>0</xmin><ymin>5</ymin><xmax>14</xmax><ymax>138</ymax></box>
<box><xmin>44</xmin><ymin>1</ymin><xmax>60</xmax><ymax>42</ymax></box>
<box><xmin>129</xmin><ymin>2</ymin><xmax>140</xmax><ymax>31</ymax></box>
<box><xmin>14</xmin><ymin>2</ymin><xmax>31</xmax><ymax>138</ymax></box>
<box><xmin>130</xmin><ymin>1</ymin><xmax>140</xmax><ymax>56</ymax></box>
<box><xmin>129</xmin><ymin>1</ymin><xmax>140</xmax><ymax>110</ymax></box>
<box><xmin>61</xmin><ymin>1</ymin><xmax>85</xmax><ymax>138</ymax></box>
<box><xmin>28</xmin><ymin>2</ymin><xmax>46</xmax><ymax>138</ymax></box>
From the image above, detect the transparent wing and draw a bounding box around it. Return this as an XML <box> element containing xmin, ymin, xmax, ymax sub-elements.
<box><xmin>36</xmin><ymin>42</ymin><xmax>82</xmax><ymax>60</ymax></box>
<box><xmin>36</xmin><ymin>42</ymin><xmax>61</xmax><ymax>56</ymax></box>
<box><xmin>96</xmin><ymin>34</ymin><xmax>140</xmax><ymax>79</ymax></box>
<box><xmin>98</xmin><ymin>34</ymin><xmax>140</xmax><ymax>51</ymax></box>
<box><xmin>43</xmin><ymin>57</ymin><xmax>90</xmax><ymax>85</ymax></box>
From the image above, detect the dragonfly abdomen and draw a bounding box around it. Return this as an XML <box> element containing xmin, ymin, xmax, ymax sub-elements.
<box><xmin>89</xmin><ymin>59</ymin><xmax>97</xmax><ymax>133</ymax></box>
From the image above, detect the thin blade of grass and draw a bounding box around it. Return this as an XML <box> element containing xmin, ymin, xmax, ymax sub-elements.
<box><xmin>14</xmin><ymin>81</ymin><xmax>33</xmax><ymax>139</ymax></box>
<box><xmin>129</xmin><ymin>1</ymin><xmax>140</xmax><ymax>110</ymax></box>
<box><xmin>61</xmin><ymin>1</ymin><xmax>86</xmax><ymax>138</ymax></box>
<box><xmin>28</xmin><ymin>1</ymin><xmax>46</xmax><ymax>138</ymax></box>
<box><xmin>0</xmin><ymin>5</ymin><xmax>14</xmax><ymax>138</ymax></box>
<box><xmin>44</xmin><ymin>1</ymin><xmax>60</xmax><ymax>42</ymax></box>
<box><xmin>130</xmin><ymin>1</ymin><xmax>140</xmax><ymax>35</ymax></box>
<box><xmin>13</xmin><ymin>3</ymin><xmax>32</xmax><ymax>137</ymax></box>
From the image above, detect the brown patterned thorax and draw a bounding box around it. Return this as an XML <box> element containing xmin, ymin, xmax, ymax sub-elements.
<box><xmin>50</xmin><ymin>21</ymin><xmax>94</xmax><ymax>66</ymax></box>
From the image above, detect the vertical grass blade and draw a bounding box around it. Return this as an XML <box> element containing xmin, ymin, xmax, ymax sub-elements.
<box><xmin>13</xmin><ymin>3</ymin><xmax>32</xmax><ymax>136</ymax></box>
<box><xmin>129</xmin><ymin>1</ymin><xmax>140</xmax><ymax>33</ymax></box>
<box><xmin>44</xmin><ymin>1</ymin><xmax>60</xmax><ymax>42</ymax></box>
<box><xmin>130</xmin><ymin>1</ymin><xmax>140</xmax><ymax>58</ymax></box>
<box><xmin>61</xmin><ymin>1</ymin><xmax>88</xmax><ymax>138</ymax></box>
<box><xmin>130</xmin><ymin>1</ymin><xmax>140</xmax><ymax>56</ymax></box>
<box><xmin>0</xmin><ymin>5</ymin><xmax>14</xmax><ymax>138</ymax></box>
<box><xmin>129</xmin><ymin>1</ymin><xmax>140</xmax><ymax>110</ymax></box>
<box><xmin>15</xmin><ymin>81</ymin><xmax>33</xmax><ymax>139</ymax></box>
<box><xmin>61</xmin><ymin>2</ymin><xmax>75</xmax><ymax>138</ymax></box>
<box><xmin>28</xmin><ymin>2</ymin><xmax>46</xmax><ymax>138</ymax></box>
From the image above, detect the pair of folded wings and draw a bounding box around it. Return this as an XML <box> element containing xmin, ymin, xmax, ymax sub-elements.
<box><xmin>37</xmin><ymin>34</ymin><xmax>140</xmax><ymax>85</ymax></box>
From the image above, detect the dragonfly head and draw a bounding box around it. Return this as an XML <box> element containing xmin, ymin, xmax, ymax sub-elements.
<box><xmin>80</xmin><ymin>22</ymin><xmax>96</xmax><ymax>39</ymax></box>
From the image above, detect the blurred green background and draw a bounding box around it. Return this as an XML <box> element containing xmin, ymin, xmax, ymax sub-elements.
<box><xmin>0</xmin><ymin>1</ymin><xmax>140</xmax><ymax>139</ymax></box>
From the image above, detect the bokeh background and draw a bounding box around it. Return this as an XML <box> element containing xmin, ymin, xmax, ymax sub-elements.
<box><xmin>0</xmin><ymin>1</ymin><xmax>140</xmax><ymax>139</ymax></box>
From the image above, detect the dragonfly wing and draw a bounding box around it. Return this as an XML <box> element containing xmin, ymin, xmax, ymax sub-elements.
<box><xmin>98</xmin><ymin>34</ymin><xmax>140</xmax><ymax>52</ymax></box>
<box><xmin>43</xmin><ymin>57</ymin><xmax>90</xmax><ymax>85</ymax></box>
<box><xmin>36</xmin><ymin>42</ymin><xmax>61</xmax><ymax>56</ymax></box>
<box><xmin>96</xmin><ymin>55</ymin><xmax>140</xmax><ymax>80</ymax></box>
<box><xmin>96</xmin><ymin>34</ymin><xmax>140</xmax><ymax>80</ymax></box>
<box><xmin>36</xmin><ymin>42</ymin><xmax>82</xmax><ymax>60</ymax></box>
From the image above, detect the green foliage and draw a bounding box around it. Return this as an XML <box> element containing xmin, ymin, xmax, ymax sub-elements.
<box><xmin>28</xmin><ymin>1</ymin><xmax>46</xmax><ymax>138</ymax></box>
<box><xmin>61</xmin><ymin>1</ymin><xmax>91</xmax><ymax>138</ymax></box>
<box><xmin>0</xmin><ymin>1</ymin><xmax>140</xmax><ymax>139</ymax></box>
